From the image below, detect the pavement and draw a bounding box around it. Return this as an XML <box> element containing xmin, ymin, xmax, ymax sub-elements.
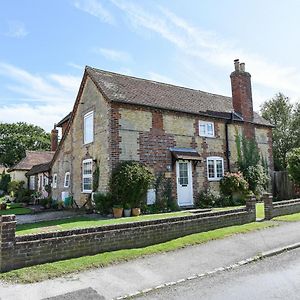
<box><xmin>0</xmin><ymin>220</ymin><xmax>300</xmax><ymax>300</ymax></box>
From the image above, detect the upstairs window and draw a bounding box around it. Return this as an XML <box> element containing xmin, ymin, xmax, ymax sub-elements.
<box><xmin>52</xmin><ymin>173</ymin><xmax>57</xmax><ymax>188</ymax></box>
<box><xmin>64</xmin><ymin>172</ymin><xmax>70</xmax><ymax>188</ymax></box>
<box><xmin>207</xmin><ymin>157</ymin><xmax>224</xmax><ymax>181</ymax></box>
<box><xmin>199</xmin><ymin>121</ymin><xmax>215</xmax><ymax>138</ymax></box>
<box><xmin>84</xmin><ymin>111</ymin><xmax>94</xmax><ymax>144</ymax></box>
<box><xmin>82</xmin><ymin>159</ymin><xmax>93</xmax><ymax>193</ymax></box>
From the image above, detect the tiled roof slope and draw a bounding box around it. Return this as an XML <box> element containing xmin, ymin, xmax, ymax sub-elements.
<box><xmin>26</xmin><ymin>162</ymin><xmax>51</xmax><ymax>176</ymax></box>
<box><xmin>9</xmin><ymin>151</ymin><xmax>54</xmax><ymax>171</ymax></box>
<box><xmin>86</xmin><ymin>66</ymin><xmax>272</xmax><ymax>127</ymax></box>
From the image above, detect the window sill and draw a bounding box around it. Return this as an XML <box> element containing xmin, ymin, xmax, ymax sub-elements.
<box><xmin>208</xmin><ymin>178</ymin><xmax>222</xmax><ymax>182</ymax></box>
<box><xmin>199</xmin><ymin>135</ymin><xmax>215</xmax><ymax>138</ymax></box>
<box><xmin>82</xmin><ymin>190</ymin><xmax>92</xmax><ymax>194</ymax></box>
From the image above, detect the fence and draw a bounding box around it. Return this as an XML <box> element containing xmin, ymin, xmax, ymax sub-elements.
<box><xmin>0</xmin><ymin>197</ymin><xmax>256</xmax><ymax>272</ymax></box>
<box><xmin>263</xmin><ymin>193</ymin><xmax>300</xmax><ymax>220</ymax></box>
<box><xmin>272</xmin><ymin>171</ymin><xmax>299</xmax><ymax>200</ymax></box>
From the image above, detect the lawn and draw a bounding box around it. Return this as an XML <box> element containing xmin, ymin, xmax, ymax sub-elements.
<box><xmin>0</xmin><ymin>221</ymin><xmax>275</xmax><ymax>283</ymax></box>
<box><xmin>16</xmin><ymin>211</ymin><xmax>193</xmax><ymax>235</ymax></box>
<box><xmin>274</xmin><ymin>212</ymin><xmax>300</xmax><ymax>222</ymax></box>
<box><xmin>0</xmin><ymin>203</ymin><xmax>32</xmax><ymax>215</ymax></box>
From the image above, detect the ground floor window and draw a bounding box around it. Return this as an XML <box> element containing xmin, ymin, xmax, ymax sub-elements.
<box><xmin>64</xmin><ymin>172</ymin><xmax>70</xmax><ymax>188</ymax></box>
<box><xmin>82</xmin><ymin>159</ymin><xmax>93</xmax><ymax>193</ymax></box>
<box><xmin>52</xmin><ymin>173</ymin><xmax>57</xmax><ymax>188</ymax></box>
<box><xmin>207</xmin><ymin>156</ymin><xmax>224</xmax><ymax>181</ymax></box>
<box><xmin>29</xmin><ymin>176</ymin><xmax>35</xmax><ymax>190</ymax></box>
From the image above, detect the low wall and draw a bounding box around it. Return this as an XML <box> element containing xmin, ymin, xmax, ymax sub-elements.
<box><xmin>0</xmin><ymin>198</ymin><xmax>256</xmax><ymax>272</ymax></box>
<box><xmin>263</xmin><ymin>193</ymin><xmax>300</xmax><ymax>220</ymax></box>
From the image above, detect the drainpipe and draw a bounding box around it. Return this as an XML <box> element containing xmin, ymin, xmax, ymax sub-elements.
<box><xmin>225</xmin><ymin>112</ymin><xmax>234</xmax><ymax>172</ymax></box>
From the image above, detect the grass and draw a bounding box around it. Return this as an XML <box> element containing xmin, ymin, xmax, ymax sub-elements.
<box><xmin>0</xmin><ymin>203</ymin><xmax>32</xmax><ymax>215</ymax></box>
<box><xmin>16</xmin><ymin>211</ymin><xmax>192</xmax><ymax>235</ymax></box>
<box><xmin>274</xmin><ymin>212</ymin><xmax>300</xmax><ymax>222</ymax></box>
<box><xmin>0</xmin><ymin>221</ymin><xmax>275</xmax><ymax>283</ymax></box>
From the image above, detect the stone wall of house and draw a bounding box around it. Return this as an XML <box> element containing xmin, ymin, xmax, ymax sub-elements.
<box><xmin>51</xmin><ymin>76</ymin><xmax>111</xmax><ymax>204</ymax></box>
<box><xmin>0</xmin><ymin>199</ymin><xmax>255</xmax><ymax>271</ymax></box>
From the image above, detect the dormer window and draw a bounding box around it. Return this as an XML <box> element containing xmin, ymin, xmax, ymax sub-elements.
<box><xmin>199</xmin><ymin>121</ymin><xmax>215</xmax><ymax>138</ymax></box>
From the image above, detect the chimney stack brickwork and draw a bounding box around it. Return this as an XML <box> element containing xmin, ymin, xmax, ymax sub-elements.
<box><xmin>230</xmin><ymin>59</ymin><xmax>255</xmax><ymax>139</ymax></box>
<box><xmin>51</xmin><ymin>125</ymin><xmax>59</xmax><ymax>152</ymax></box>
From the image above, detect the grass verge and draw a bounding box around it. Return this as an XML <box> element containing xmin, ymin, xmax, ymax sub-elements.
<box><xmin>274</xmin><ymin>212</ymin><xmax>300</xmax><ymax>222</ymax></box>
<box><xmin>1</xmin><ymin>221</ymin><xmax>275</xmax><ymax>283</ymax></box>
<box><xmin>16</xmin><ymin>211</ymin><xmax>192</xmax><ymax>235</ymax></box>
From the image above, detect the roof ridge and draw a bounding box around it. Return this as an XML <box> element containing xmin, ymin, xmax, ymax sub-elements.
<box><xmin>85</xmin><ymin>66</ymin><xmax>232</xmax><ymax>101</ymax></box>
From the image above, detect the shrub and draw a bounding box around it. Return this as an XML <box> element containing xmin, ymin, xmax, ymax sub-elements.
<box><xmin>0</xmin><ymin>171</ymin><xmax>11</xmax><ymax>193</ymax></box>
<box><xmin>287</xmin><ymin>148</ymin><xmax>300</xmax><ymax>185</ymax></box>
<box><xmin>94</xmin><ymin>192</ymin><xmax>113</xmax><ymax>215</ymax></box>
<box><xmin>110</xmin><ymin>161</ymin><xmax>154</xmax><ymax>208</ymax></box>
<box><xmin>40</xmin><ymin>197</ymin><xmax>52</xmax><ymax>208</ymax></box>
<box><xmin>220</xmin><ymin>172</ymin><xmax>249</xmax><ymax>196</ymax></box>
<box><xmin>243</xmin><ymin>165</ymin><xmax>269</xmax><ymax>196</ymax></box>
<box><xmin>195</xmin><ymin>189</ymin><xmax>220</xmax><ymax>208</ymax></box>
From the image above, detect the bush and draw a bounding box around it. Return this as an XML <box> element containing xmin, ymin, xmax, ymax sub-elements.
<box><xmin>287</xmin><ymin>148</ymin><xmax>300</xmax><ymax>185</ymax></box>
<box><xmin>220</xmin><ymin>172</ymin><xmax>249</xmax><ymax>196</ymax></box>
<box><xmin>40</xmin><ymin>197</ymin><xmax>52</xmax><ymax>208</ymax></box>
<box><xmin>94</xmin><ymin>192</ymin><xmax>113</xmax><ymax>215</ymax></box>
<box><xmin>0</xmin><ymin>171</ymin><xmax>10</xmax><ymax>193</ymax></box>
<box><xmin>195</xmin><ymin>189</ymin><xmax>220</xmax><ymax>208</ymax></box>
<box><xmin>110</xmin><ymin>161</ymin><xmax>154</xmax><ymax>208</ymax></box>
<box><xmin>243</xmin><ymin>165</ymin><xmax>269</xmax><ymax>196</ymax></box>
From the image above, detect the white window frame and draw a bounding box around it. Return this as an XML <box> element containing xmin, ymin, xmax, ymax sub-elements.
<box><xmin>207</xmin><ymin>156</ymin><xmax>224</xmax><ymax>181</ymax></box>
<box><xmin>199</xmin><ymin>121</ymin><xmax>215</xmax><ymax>138</ymax></box>
<box><xmin>64</xmin><ymin>172</ymin><xmax>70</xmax><ymax>188</ymax></box>
<box><xmin>52</xmin><ymin>173</ymin><xmax>57</xmax><ymax>189</ymax></box>
<box><xmin>83</xmin><ymin>111</ymin><xmax>94</xmax><ymax>145</ymax></box>
<box><xmin>82</xmin><ymin>159</ymin><xmax>93</xmax><ymax>193</ymax></box>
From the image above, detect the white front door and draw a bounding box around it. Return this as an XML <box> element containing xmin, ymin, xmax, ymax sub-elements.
<box><xmin>176</xmin><ymin>160</ymin><xmax>193</xmax><ymax>206</ymax></box>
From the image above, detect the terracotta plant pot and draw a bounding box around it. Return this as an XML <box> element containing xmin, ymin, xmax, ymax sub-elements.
<box><xmin>132</xmin><ymin>208</ymin><xmax>141</xmax><ymax>216</ymax></box>
<box><xmin>124</xmin><ymin>208</ymin><xmax>131</xmax><ymax>217</ymax></box>
<box><xmin>113</xmin><ymin>207</ymin><xmax>123</xmax><ymax>218</ymax></box>
<box><xmin>0</xmin><ymin>202</ymin><xmax>7</xmax><ymax>210</ymax></box>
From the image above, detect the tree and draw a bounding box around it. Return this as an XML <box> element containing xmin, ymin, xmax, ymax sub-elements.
<box><xmin>0</xmin><ymin>122</ymin><xmax>51</xmax><ymax>167</ymax></box>
<box><xmin>260</xmin><ymin>93</ymin><xmax>299</xmax><ymax>170</ymax></box>
<box><xmin>287</xmin><ymin>148</ymin><xmax>300</xmax><ymax>185</ymax></box>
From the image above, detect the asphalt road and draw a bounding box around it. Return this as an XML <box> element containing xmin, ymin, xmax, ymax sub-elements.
<box><xmin>136</xmin><ymin>248</ymin><xmax>300</xmax><ymax>300</ymax></box>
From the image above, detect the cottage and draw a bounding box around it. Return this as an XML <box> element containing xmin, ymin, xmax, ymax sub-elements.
<box><xmin>8</xmin><ymin>150</ymin><xmax>54</xmax><ymax>188</ymax></box>
<box><xmin>50</xmin><ymin>59</ymin><xmax>273</xmax><ymax>206</ymax></box>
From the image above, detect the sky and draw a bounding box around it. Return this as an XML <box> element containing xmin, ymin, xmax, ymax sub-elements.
<box><xmin>1</xmin><ymin>0</ymin><xmax>300</xmax><ymax>132</ymax></box>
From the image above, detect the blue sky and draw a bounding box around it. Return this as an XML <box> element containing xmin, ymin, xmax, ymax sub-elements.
<box><xmin>1</xmin><ymin>0</ymin><xmax>300</xmax><ymax>131</ymax></box>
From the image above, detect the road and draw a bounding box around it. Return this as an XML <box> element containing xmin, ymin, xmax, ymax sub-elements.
<box><xmin>136</xmin><ymin>248</ymin><xmax>300</xmax><ymax>300</ymax></box>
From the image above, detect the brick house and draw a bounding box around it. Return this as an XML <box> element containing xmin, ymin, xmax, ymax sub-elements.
<box><xmin>50</xmin><ymin>59</ymin><xmax>273</xmax><ymax>206</ymax></box>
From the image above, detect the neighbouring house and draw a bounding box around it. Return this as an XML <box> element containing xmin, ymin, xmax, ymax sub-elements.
<box><xmin>8</xmin><ymin>150</ymin><xmax>54</xmax><ymax>188</ymax></box>
<box><xmin>50</xmin><ymin>59</ymin><xmax>273</xmax><ymax>207</ymax></box>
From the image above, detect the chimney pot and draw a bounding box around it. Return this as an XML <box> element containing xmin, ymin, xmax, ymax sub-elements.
<box><xmin>234</xmin><ymin>59</ymin><xmax>240</xmax><ymax>71</ymax></box>
<box><xmin>240</xmin><ymin>62</ymin><xmax>245</xmax><ymax>72</ymax></box>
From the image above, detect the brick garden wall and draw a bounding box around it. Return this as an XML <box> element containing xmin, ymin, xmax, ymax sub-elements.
<box><xmin>0</xmin><ymin>198</ymin><xmax>256</xmax><ymax>272</ymax></box>
<box><xmin>263</xmin><ymin>193</ymin><xmax>300</xmax><ymax>220</ymax></box>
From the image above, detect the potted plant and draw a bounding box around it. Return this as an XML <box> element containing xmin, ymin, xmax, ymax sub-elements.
<box><xmin>113</xmin><ymin>204</ymin><xmax>123</xmax><ymax>218</ymax></box>
<box><xmin>123</xmin><ymin>203</ymin><xmax>131</xmax><ymax>217</ymax></box>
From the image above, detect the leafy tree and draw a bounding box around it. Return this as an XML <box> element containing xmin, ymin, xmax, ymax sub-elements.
<box><xmin>260</xmin><ymin>93</ymin><xmax>299</xmax><ymax>170</ymax></box>
<box><xmin>0</xmin><ymin>171</ymin><xmax>11</xmax><ymax>193</ymax></box>
<box><xmin>0</xmin><ymin>122</ymin><xmax>50</xmax><ymax>167</ymax></box>
<box><xmin>287</xmin><ymin>148</ymin><xmax>300</xmax><ymax>185</ymax></box>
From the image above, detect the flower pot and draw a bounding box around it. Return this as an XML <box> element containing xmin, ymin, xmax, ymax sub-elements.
<box><xmin>113</xmin><ymin>207</ymin><xmax>123</xmax><ymax>218</ymax></box>
<box><xmin>0</xmin><ymin>202</ymin><xmax>7</xmax><ymax>210</ymax></box>
<box><xmin>124</xmin><ymin>208</ymin><xmax>131</xmax><ymax>217</ymax></box>
<box><xmin>132</xmin><ymin>208</ymin><xmax>141</xmax><ymax>216</ymax></box>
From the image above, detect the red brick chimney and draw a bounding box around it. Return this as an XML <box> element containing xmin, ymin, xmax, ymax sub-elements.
<box><xmin>51</xmin><ymin>125</ymin><xmax>58</xmax><ymax>151</ymax></box>
<box><xmin>230</xmin><ymin>59</ymin><xmax>254</xmax><ymax>122</ymax></box>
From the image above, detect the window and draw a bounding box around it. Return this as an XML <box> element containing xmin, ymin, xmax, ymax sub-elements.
<box><xmin>64</xmin><ymin>172</ymin><xmax>70</xmax><ymax>188</ymax></box>
<box><xmin>43</xmin><ymin>175</ymin><xmax>48</xmax><ymax>187</ymax></box>
<box><xmin>82</xmin><ymin>159</ymin><xmax>93</xmax><ymax>193</ymax></box>
<box><xmin>29</xmin><ymin>176</ymin><xmax>35</xmax><ymax>190</ymax></box>
<box><xmin>52</xmin><ymin>173</ymin><xmax>57</xmax><ymax>188</ymax></box>
<box><xmin>84</xmin><ymin>111</ymin><xmax>94</xmax><ymax>144</ymax></box>
<box><xmin>207</xmin><ymin>157</ymin><xmax>224</xmax><ymax>181</ymax></box>
<box><xmin>199</xmin><ymin>121</ymin><xmax>215</xmax><ymax>138</ymax></box>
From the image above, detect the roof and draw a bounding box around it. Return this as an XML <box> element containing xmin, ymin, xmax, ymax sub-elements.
<box><xmin>57</xmin><ymin>112</ymin><xmax>72</xmax><ymax>127</ymax></box>
<box><xmin>86</xmin><ymin>66</ymin><xmax>272</xmax><ymax>127</ymax></box>
<box><xmin>170</xmin><ymin>148</ymin><xmax>201</xmax><ymax>161</ymax></box>
<box><xmin>26</xmin><ymin>162</ymin><xmax>51</xmax><ymax>176</ymax></box>
<box><xmin>8</xmin><ymin>151</ymin><xmax>54</xmax><ymax>172</ymax></box>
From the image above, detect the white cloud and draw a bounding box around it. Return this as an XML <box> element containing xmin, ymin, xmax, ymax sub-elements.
<box><xmin>93</xmin><ymin>47</ymin><xmax>131</xmax><ymax>62</ymax></box>
<box><xmin>73</xmin><ymin>0</ymin><xmax>115</xmax><ymax>25</ymax></box>
<box><xmin>111</xmin><ymin>1</ymin><xmax>300</xmax><ymax>108</ymax></box>
<box><xmin>5</xmin><ymin>20</ymin><xmax>28</xmax><ymax>38</ymax></box>
<box><xmin>0</xmin><ymin>63</ymin><xmax>81</xmax><ymax>131</ymax></box>
<box><xmin>67</xmin><ymin>62</ymin><xmax>84</xmax><ymax>70</ymax></box>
